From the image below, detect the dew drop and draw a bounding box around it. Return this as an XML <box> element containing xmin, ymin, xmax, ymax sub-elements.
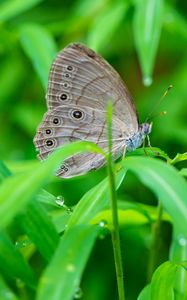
<box><xmin>66</xmin><ymin>207</ymin><xmax>73</xmax><ymax>214</ymax></box>
<box><xmin>15</xmin><ymin>239</ymin><xmax>30</xmax><ymax>249</ymax></box>
<box><xmin>74</xmin><ymin>287</ymin><xmax>83</xmax><ymax>299</ymax></box>
<box><xmin>98</xmin><ymin>220</ymin><xmax>108</xmax><ymax>240</ymax></box>
<box><xmin>178</xmin><ymin>236</ymin><xmax>187</xmax><ymax>247</ymax></box>
<box><xmin>143</xmin><ymin>76</ymin><xmax>152</xmax><ymax>87</ymax></box>
<box><xmin>55</xmin><ymin>195</ymin><xmax>65</xmax><ymax>207</ymax></box>
<box><xmin>99</xmin><ymin>220</ymin><xmax>107</xmax><ymax>228</ymax></box>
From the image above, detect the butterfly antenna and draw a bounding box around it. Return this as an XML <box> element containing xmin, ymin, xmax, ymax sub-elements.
<box><xmin>145</xmin><ymin>84</ymin><xmax>173</xmax><ymax>122</ymax></box>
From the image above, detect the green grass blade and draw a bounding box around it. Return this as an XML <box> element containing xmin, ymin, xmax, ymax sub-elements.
<box><xmin>133</xmin><ymin>0</ymin><xmax>164</xmax><ymax>85</ymax></box>
<box><xmin>37</xmin><ymin>225</ymin><xmax>99</xmax><ymax>300</ymax></box>
<box><xmin>0</xmin><ymin>0</ymin><xmax>42</xmax><ymax>22</ymax></box>
<box><xmin>18</xmin><ymin>199</ymin><xmax>60</xmax><ymax>261</ymax></box>
<box><xmin>122</xmin><ymin>156</ymin><xmax>187</xmax><ymax>238</ymax></box>
<box><xmin>0</xmin><ymin>231</ymin><xmax>37</xmax><ymax>288</ymax></box>
<box><xmin>0</xmin><ymin>141</ymin><xmax>104</xmax><ymax>229</ymax></box>
<box><xmin>19</xmin><ymin>23</ymin><xmax>57</xmax><ymax>89</ymax></box>
<box><xmin>36</xmin><ymin>165</ymin><xmax>125</xmax><ymax>300</ymax></box>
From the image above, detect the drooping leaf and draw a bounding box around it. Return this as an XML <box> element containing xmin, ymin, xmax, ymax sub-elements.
<box><xmin>133</xmin><ymin>0</ymin><xmax>164</xmax><ymax>85</ymax></box>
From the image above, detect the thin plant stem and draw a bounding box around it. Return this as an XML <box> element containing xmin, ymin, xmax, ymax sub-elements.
<box><xmin>147</xmin><ymin>201</ymin><xmax>163</xmax><ymax>281</ymax></box>
<box><xmin>106</xmin><ymin>102</ymin><xmax>126</xmax><ymax>300</ymax></box>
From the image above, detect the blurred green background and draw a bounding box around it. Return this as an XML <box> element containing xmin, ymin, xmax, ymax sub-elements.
<box><xmin>0</xmin><ymin>0</ymin><xmax>186</xmax><ymax>299</ymax></box>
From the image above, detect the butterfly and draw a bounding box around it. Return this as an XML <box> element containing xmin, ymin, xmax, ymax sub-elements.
<box><xmin>34</xmin><ymin>43</ymin><xmax>151</xmax><ymax>178</ymax></box>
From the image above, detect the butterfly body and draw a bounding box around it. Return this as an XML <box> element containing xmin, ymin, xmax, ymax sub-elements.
<box><xmin>125</xmin><ymin>123</ymin><xmax>151</xmax><ymax>151</ymax></box>
<box><xmin>34</xmin><ymin>43</ymin><xmax>151</xmax><ymax>178</ymax></box>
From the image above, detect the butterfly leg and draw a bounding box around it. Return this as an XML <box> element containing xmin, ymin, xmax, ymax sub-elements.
<box><xmin>143</xmin><ymin>140</ymin><xmax>149</xmax><ymax>156</ymax></box>
<box><xmin>146</xmin><ymin>135</ymin><xmax>160</xmax><ymax>156</ymax></box>
<box><xmin>122</xmin><ymin>147</ymin><xmax>126</xmax><ymax>159</ymax></box>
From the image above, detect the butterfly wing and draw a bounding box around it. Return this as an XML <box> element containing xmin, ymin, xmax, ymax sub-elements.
<box><xmin>47</xmin><ymin>43</ymin><xmax>139</xmax><ymax>135</ymax></box>
<box><xmin>34</xmin><ymin>104</ymin><xmax>126</xmax><ymax>177</ymax></box>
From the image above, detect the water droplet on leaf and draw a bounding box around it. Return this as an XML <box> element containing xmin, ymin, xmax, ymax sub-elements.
<box><xmin>178</xmin><ymin>236</ymin><xmax>187</xmax><ymax>246</ymax></box>
<box><xmin>74</xmin><ymin>287</ymin><xmax>83</xmax><ymax>299</ymax></box>
<box><xmin>143</xmin><ymin>76</ymin><xmax>152</xmax><ymax>87</ymax></box>
<box><xmin>55</xmin><ymin>195</ymin><xmax>65</xmax><ymax>207</ymax></box>
<box><xmin>99</xmin><ymin>220</ymin><xmax>107</xmax><ymax>228</ymax></box>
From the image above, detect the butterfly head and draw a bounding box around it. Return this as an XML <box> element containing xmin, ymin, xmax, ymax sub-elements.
<box><xmin>139</xmin><ymin>122</ymin><xmax>152</xmax><ymax>136</ymax></box>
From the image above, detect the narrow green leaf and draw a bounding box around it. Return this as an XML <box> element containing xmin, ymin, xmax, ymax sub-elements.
<box><xmin>0</xmin><ymin>231</ymin><xmax>36</xmax><ymax>288</ymax></box>
<box><xmin>19</xmin><ymin>23</ymin><xmax>57</xmax><ymax>89</ymax></box>
<box><xmin>18</xmin><ymin>199</ymin><xmax>59</xmax><ymax>261</ymax></box>
<box><xmin>150</xmin><ymin>261</ymin><xmax>177</xmax><ymax>299</ymax></box>
<box><xmin>0</xmin><ymin>141</ymin><xmax>104</xmax><ymax>229</ymax></box>
<box><xmin>0</xmin><ymin>0</ymin><xmax>42</xmax><ymax>22</ymax></box>
<box><xmin>88</xmin><ymin>1</ymin><xmax>128</xmax><ymax>51</ymax></box>
<box><xmin>0</xmin><ymin>275</ymin><xmax>18</xmax><ymax>300</ymax></box>
<box><xmin>122</xmin><ymin>156</ymin><xmax>187</xmax><ymax>238</ymax></box>
<box><xmin>133</xmin><ymin>0</ymin><xmax>164</xmax><ymax>85</ymax></box>
<box><xmin>36</xmin><ymin>189</ymin><xmax>57</xmax><ymax>207</ymax></box>
<box><xmin>138</xmin><ymin>284</ymin><xmax>151</xmax><ymax>300</ymax></box>
<box><xmin>36</xmin><ymin>165</ymin><xmax>126</xmax><ymax>300</ymax></box>
<box><xmin>37</xmin><ymin>225</ymin><xmax>99</xmax><ymax>300</ymax></box>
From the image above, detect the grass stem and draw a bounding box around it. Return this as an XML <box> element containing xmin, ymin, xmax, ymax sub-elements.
<box><xmin>147</xmin><ymin>201</ymin><xmax>163</xmax><ymax>281</ymax></box>
<box><xmin>106</xmin><ymin>102</ymin><xmax>125</xmax><ymax>300</ymax></box>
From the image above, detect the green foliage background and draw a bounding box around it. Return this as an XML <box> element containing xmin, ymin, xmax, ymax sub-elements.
<box><xmin>0</xmin><ymin>0</ymin><xmax>187</xmax><ymax>300</ymax></box>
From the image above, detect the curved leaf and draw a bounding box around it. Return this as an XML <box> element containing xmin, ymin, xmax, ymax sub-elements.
<box><xmin>122</xmin><ymin>156</ymin><xmax>187</xmax><ymax>237</ymax></box>
<box><xmin>151</xmin><ymin>261</ymin><xmax>177</xmax><ymax>300</ymax></box>
<box><xmin>0</xmin><ymin>141</ymin><xmax>104</xmax><ymax>229</ymax></box>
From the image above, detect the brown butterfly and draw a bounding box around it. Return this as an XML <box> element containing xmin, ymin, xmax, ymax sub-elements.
<box><xmin>34</xmin><ymin>43</ymin><xmax>151</xmax><ymax>178</ymax></box>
